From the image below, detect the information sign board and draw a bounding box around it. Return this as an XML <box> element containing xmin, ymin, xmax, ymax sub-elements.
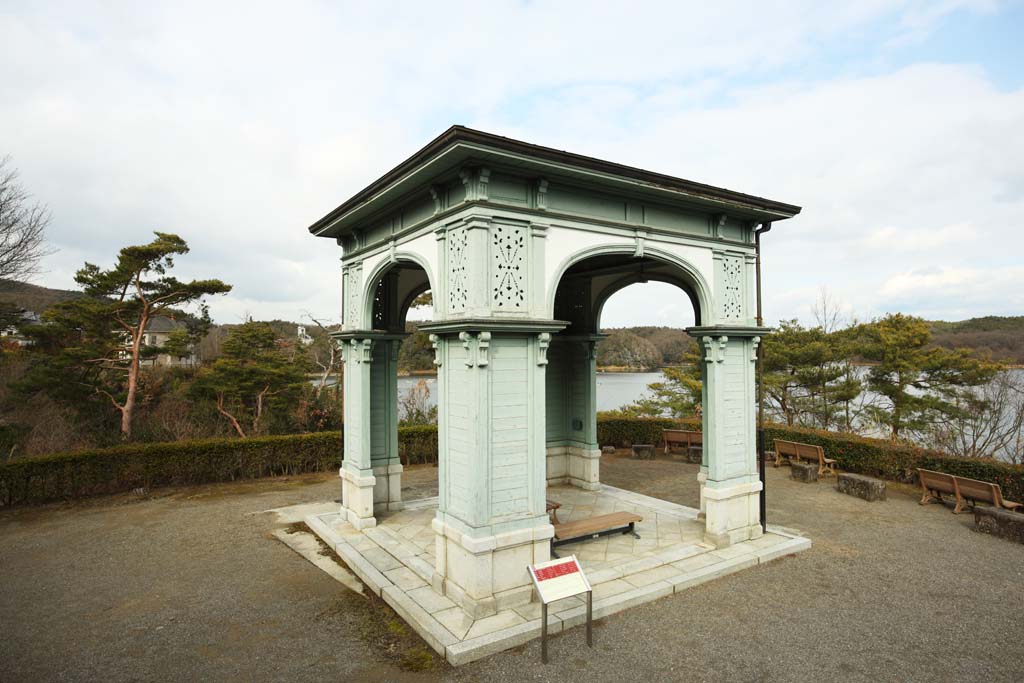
<box><xmin>527</xmin><ymin>555</ymin><xmax>593</xmax><ymax>663</ymax></box>
<box><xmin>528</xmin><ymin>555</ymin><xmax>591</xmax><ymax>603</ymax></box>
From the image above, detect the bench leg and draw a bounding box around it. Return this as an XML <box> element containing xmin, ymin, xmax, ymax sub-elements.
<box><xmin>953</xmin><ymin>496</ymin><xmax>966</xmax><ymax>514</ymax></box>
<box><xmin>628</xmin><ymin>522</ymin><xmax>640</xmax><ymax>540</ymax></box>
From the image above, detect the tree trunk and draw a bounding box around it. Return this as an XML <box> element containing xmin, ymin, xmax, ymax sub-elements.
<box><xmin>121</xmin><ymin>313</ymin><xmax>148</xmax><ymax>439</ymax></box>
<box><xmin>253</xmin><ymin>385</ymin><xmax>270</xmax><ymax>436</ymax></box>
<box><xmin>217</xmin><ymin>394</ymin><xmax>247</xmax><ymax>438</ymax></box>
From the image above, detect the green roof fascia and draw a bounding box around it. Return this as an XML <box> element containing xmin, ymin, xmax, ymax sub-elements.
<box><xmin>308</xmin><ymin>126</ymin><xmax>802</xmax><ymax>240</ymax></box>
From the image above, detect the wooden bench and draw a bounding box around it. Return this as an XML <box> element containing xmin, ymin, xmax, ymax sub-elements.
<box><xmin>917</xmin><ymin>468</ymin><xmax>958</xmax><ymax>508</ymax></box>
<box><xmin>919</xmin><ymin>468</ymin><xmax>1023</xmax><ymax>514</ymax></box>
<box><xmin>773</xmin><ymin>439</ymin><xmax>837</xmax><ymax>477</ymax></box>
<box><xmin>551</xmin><ymin>511</ymin><xmax>642</xmax><ymax>558</ymax></box>
<box><xmin>663</xmin><ymin>429</ymin><xmax>702</xmax><ymax>457</ymax></box>
<box><xmin>953</xmin><ymin>476</ymin><xmax>1021</xmax><ymax>514</ymax></box>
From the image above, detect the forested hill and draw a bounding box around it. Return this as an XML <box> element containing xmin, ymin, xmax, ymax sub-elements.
<box><xmin>929</xmin><ymin>316</ymin><xmax>1024</xmax><ymax>365</ymax></box>
<box><xmin>0</xmin><ymin>279</ymin><xmax>82</xmax><ymax>312</ymax></box>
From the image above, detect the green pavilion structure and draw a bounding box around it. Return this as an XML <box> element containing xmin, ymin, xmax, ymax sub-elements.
<box><xmin>306</xmin><ymin>127</ymin><xmax>805</xmax><ymax>660</ymax></box>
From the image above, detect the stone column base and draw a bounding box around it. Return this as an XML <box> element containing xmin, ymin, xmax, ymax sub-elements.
<box><xmin>431</xmin><ymin>516</ymin><xmax>554</xmax><ymax>619</ymax></box>
<box><xmin>568</xmin><ymin>447</ymin><xmax>601</xmax><ymax>490</ymax></box>
<box><xmin>703</xmin><ymin>479</ymin><xmax>763</xmax><ymax>547</ymax></box>
<box><xmin>340</xmin><ymin>466</ymin><xmax>377</xmax><ymax>530</ymax></box>
<box><xmin>696</xmin><ymin>467</ymin><xmax>708</xmax><ymax>520</ymax></box>
<box><xmin>372</xmin><ymin>462</ymin><xmax>404</xmax><ymax>514</ymax></box>
<box><xmin>546</xmin><ymin>446</ymin><xmax>600</xmax><ymax>491</ymax></box>
<box><xmin>545</xmin><ymin>446</ymin><xmax>568</xmax><ymax>487</ymax></box>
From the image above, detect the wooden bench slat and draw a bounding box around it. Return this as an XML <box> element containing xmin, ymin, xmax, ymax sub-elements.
<box><xmin>554</xmin><ymin>511</ymin><xmax>642</xmax><ymax>540</ymax></box>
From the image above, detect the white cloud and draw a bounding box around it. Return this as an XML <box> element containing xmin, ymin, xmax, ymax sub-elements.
<box><xmin>878</xmin><ymin>266</ymin><xmax>1024</xmax><ymax>319</ymax></box>
<box><xmin>0</xmin><ymin>1</ymin><xmax>1018</xmax><ymax>325</ymax></box>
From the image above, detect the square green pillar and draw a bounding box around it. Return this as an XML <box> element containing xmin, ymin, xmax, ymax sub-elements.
<box><xmin>423</xmin><ymin>321</ymin><xmax>564</xmax><ymax>618</ymax></box>
<box><xmin>334</xmin><ymin>333</ymin><xmax>406</xmax><ymax>530</ymax></box>
<box><xmin>544</xmin><ymin>337</ymin><xmax>601</xmax><ymax>490</ymax></box>
<box><xmin>688</xmin><ymin>326</ymin><xmax>768</xmax><ymax>547</ymax></box>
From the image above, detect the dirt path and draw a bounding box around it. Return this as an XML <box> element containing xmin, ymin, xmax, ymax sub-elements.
<box><xmin>2</xmin><ymin>456</ymin><xmax>1023</xmax><ymax>682</ymax></box>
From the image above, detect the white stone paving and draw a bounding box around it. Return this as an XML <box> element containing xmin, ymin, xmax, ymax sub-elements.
<box><xmin>299</xmin><ymin>484</ymin><xmax>810</xmax><ymax>666</ymax></box>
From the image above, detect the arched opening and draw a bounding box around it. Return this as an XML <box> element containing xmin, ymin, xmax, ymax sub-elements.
<box><xmin>546</xmin><ymin>252</ymin><xmax>707</xmax><ymax>502</ymax></box>
<box><xmin>594</xmin><ymin>281</ymin><xmax>698</xmax><ymax>413</ymax></box>
<box><xmin>361</xmin><ymin>261</ymin><xmax>440</xmax><ymax>508</ymax></box>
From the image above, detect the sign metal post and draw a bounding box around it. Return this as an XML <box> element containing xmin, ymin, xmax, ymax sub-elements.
<box><xmin>528</xmin><ymin>555</ymin><xmax>593</xmax><ymax>664</ymax></box>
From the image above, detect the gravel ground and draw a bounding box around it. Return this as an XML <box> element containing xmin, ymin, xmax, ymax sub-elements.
<box><xmin>2</xmin><ymin>455</ymin><xmax>1023</xmax><ymax>682</ymax></box>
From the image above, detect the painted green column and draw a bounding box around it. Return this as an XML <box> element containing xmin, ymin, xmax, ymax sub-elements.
<box><xmin>337</xmin><ymin>336</ymin><xmax>376</xmax><ymax>529</ymax></box>
<box><xmin>420</xmin><ymin>204</ymin><xmax>567</xmax><ymax>618</ymax></box>
<box><xmin>369</xmin><ymin>337</ymin><xmax>404</xmax><ymax>514</ymax></box>
<box><xmin>334</xmin><ymin>332</ymin><xmax>405</xmax><ymax>529</ymax></box>
<box><xmin>689</xmin><ymin>327</ymin><xmax>767</xmax><ymax>546</ymax></box>
<box><xmin>424</xmin><ymin>324</ymin><xmax>564</xmax><ymax>617</ymax></box>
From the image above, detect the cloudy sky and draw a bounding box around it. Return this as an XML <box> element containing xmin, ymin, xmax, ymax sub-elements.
<box><xmin>2</xmin><ymin>1</ymin><xmax>1022</xmax><ymax>328</ymax></box>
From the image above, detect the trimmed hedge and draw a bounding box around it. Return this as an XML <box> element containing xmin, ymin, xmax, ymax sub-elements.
<box><xmin>0</xmin><ymin>432</ymin><xmax>343</xmax><ymax>507</ymax></box>
<box><xmin>398</xmin><ymin>425</ymin><xmax>439</xmax><ymax>465</ymax></box>
<box><xmin>0</xmin><ymin>425</ymin><xmax>443</xmax><ymax>507</ymax></box>
<box><xmin>762</xmin><ymin>424</ymin><xmax>1024</xmax><ymax>503</ymax></box>
<box><xmin>596</xmin><ymin>417</ymin><xmax>691</xmax><ymax>448</ymax></box>
<box><xmin>5</xmin><ymin>417</ymin><xmax>1021</xmax><ymax>507</ymax></box>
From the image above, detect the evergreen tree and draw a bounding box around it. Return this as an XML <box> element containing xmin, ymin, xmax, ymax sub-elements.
<box><xmin>191</xmin><ymin>322</ymin><xmax>305</xmax><ymax>438</ymax></box>
<box><xmin>858</xmin><ymin>313</ymin><xmax>1000</xmax><ymax>440</ymax></box>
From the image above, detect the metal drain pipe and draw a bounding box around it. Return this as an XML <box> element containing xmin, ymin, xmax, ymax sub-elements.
<box><xmin>754</xmin><ymin>221</ymin><xmax>772</xmax><ymax>532</ymax></box>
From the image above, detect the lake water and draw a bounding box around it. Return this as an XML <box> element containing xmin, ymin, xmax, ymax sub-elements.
<box><xmin>397</xmin><ymin>372</ymin><xmax>662</xmax><ymax>413</ymax></box>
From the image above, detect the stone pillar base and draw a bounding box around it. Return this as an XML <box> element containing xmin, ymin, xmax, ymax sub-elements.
<box><xmin>340</xmin><ymin>466</ymin><xmax>377</xmax><ymax>530</ymax></box>
<box><xmin>703</xmin><ymin>479</ymin><xmax>763</xmax><ymax>547</ymax></box>
<box><xmin>372</xmin><ymin>462</ymin><xmax>404</xmax><ymax>514</ymax></box>
<box><xmin>568</xmin><ymin>447</ymin><xmax>601</xmax><ymax>490</ymax></box>
<box><xmin>696</xmin><ymin>467</ymin><xmax>708</xmax><ymax>520</ymax></box>
<box><xmin>431</xmin><ymin>516</ymin><xmax>554</xmax><ymax>619</ymax></box>
<box><xmin>546</xmin><ymin>446</ymin><xmax>600</xmax><ymax>490</ymax></box>
<box><xmin>545</xmin><ymin>446</ymin><xmax>568</xmax><ymax>487</ymax></box>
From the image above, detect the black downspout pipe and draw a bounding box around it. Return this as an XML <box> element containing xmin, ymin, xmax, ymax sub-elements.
<box><xmin>754</xmin><ymin>221</ymin><xmax>772</xmax><ymax>532</ymax></box>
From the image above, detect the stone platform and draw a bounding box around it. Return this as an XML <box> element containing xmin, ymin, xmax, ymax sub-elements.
<box><xmin>302</xmin><ymin>485</ymin><xmax>809</xmax><ymax>665</ymax></box>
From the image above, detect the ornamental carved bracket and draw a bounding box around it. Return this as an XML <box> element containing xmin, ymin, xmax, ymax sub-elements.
<box><xmin>701</xmin><ymin>335</ymin><xmax>729</xmax><ymax>364</ymax></box>
<box><xmin>428</xmin><ymin>334</ymin><xmax>442</xmax><ymax>367</ymax></box>
<box><xmin>457</xmin><ymin>331</ymin><xmax>492</xmax><ymax>367</ymax></box>
<box><xmin>536</xmin><ymin>178</ymin><xmax>549</xmax><ymax>210</ymax></box>
<box><xmin>350</xmin><ymin>338</ymin><xmax>375</xmax><ymax>364</ymax></box>
<box><xmin>537</xmin><ymin>332</ymin><xmax>551</xmax><ymax>366</ymax></box>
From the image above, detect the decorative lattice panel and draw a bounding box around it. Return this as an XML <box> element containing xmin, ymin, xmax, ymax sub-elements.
<box><xmin>344</xmin><ymin>268</ymin><xmax>362</xmax><ymax>328</ymax></box>
<box><xmin>448</xmin><ymin>227</ymin><xmax>469</xmax><ymax>312</ymax></box>
<box><xmin>371</xmin><ymin>278</ymin><xmax>386</xmax><ymax>329</ymax></box>
<box><xmin>491</xmin><ymin>224</ymin><xmax>525</xmax><ymax>308</ymax></box>
<box><xmin>720</xmin><ymin>255</ymin><xmax>743</xmax><ymax>320</ymax></box>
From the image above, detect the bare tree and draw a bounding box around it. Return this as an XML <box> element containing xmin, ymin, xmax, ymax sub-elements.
<box><xmin>302</xmin><ymin>312</ymin><xmax>342</xmax><ymax>398</ymax></box>
<box><xmin>0</xmin><ymin>157</ymin><xmax>53</xmax><ymax>281</ymax></box>
<box><xmin>811</xmin><ymin>286</ymin><xmax>849</xmax><ymax>333</ymax></box>
<box><xmin>928</xmin><ymin>370</ymin><xmax>1024</xmax><ymax>463</ymax></box>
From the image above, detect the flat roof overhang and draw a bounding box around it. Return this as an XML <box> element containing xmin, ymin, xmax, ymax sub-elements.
<box><xmin>308</xmin><ymin>126</ymin><xmax>802</xmax><ymax>239</ymax></box>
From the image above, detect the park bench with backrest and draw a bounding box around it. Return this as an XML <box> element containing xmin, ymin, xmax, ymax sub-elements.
<box><xmin>663</xmin><ymin>429</ymin><xmax>702</xmax><ymax>457</ymax></box>
<box><xmin>551</xmin><ymin>511</ymin><xmax>642</xmax><ymax>557</ymax></box>
<box><xmin>918</xmin><ymin>468</ymin><xmax>1022</xmax><ymax>514</ymax></box>
<box><xmin>773</xmin><ymin>439</ymin><xmax>837</xmax><ymax>477</ymax></box>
